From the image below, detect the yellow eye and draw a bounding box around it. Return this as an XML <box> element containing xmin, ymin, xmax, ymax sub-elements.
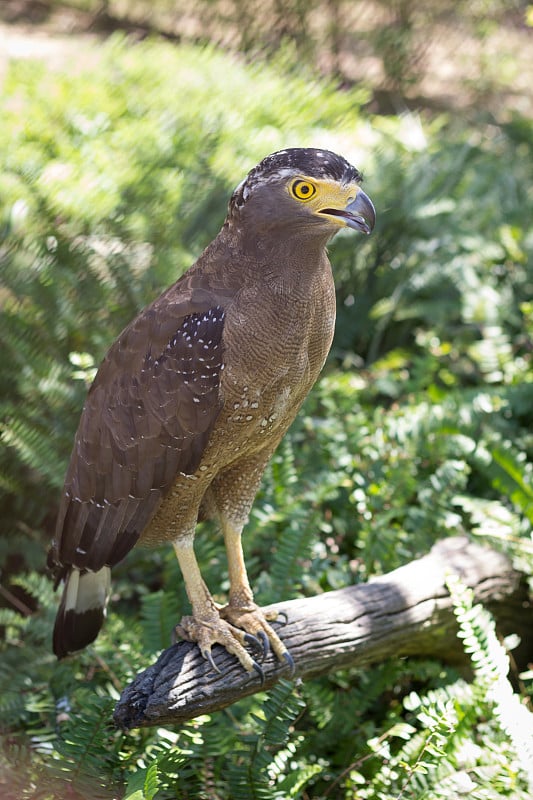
<box><xmin>290</xmin><ymin>179</ymin><xmax>317</xmax><ymax>201</ymax></box>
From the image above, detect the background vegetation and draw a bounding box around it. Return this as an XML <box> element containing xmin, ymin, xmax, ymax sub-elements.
<box><xmin>9</xmin><ymin>0</ymin><xmax>532</xmax><ymax>105</ymax></box>
<box><xmin>1</xmin><ymin>2</ymin><xmax>532</xmax><ymax>798</ymax></box>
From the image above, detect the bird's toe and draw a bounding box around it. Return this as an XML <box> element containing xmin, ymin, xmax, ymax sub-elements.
<box><xmin>220</xmin><ymin>602</ymin><xmax>293</xmax><ymax>672</ymax></box>
<box><xmin>174</xmin><ymin>613</ymin><xmax>264</xmax><ymax>678</ymax></box>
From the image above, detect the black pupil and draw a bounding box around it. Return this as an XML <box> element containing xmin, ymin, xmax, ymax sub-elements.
<box><xmin>300</xmin><ymin>184</ymin><xmax>310</xmax><ymax>194</ymax></box>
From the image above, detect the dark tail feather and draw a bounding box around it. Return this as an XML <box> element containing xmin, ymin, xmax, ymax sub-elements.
<box><xmin>53</xmin><ymin>567</ymin><xmax>111</xmax><ymax>659</ymax></box>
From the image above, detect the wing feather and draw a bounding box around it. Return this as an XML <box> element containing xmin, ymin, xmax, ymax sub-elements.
<box><xmin>49</xmin><ymin>296</ymin><xmax>227</xmax><ymax>575</ymax></box>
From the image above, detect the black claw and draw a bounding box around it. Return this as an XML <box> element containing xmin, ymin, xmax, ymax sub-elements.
<box><xmin>275</xmin><ymin>611</ymin><xmax>288</xmax><ymax>627</ymax></box>
<box><xmin>283</xmin><ymin>651</ymin><xmax>296</xmax><ymax>677</ymax></box>
<box><xmin>244</xmin><ymin>632</ymin><xmax>264</xmax><ymax>655</ymax></box>
<box><xmin>203</xmin><ymin>648</ymin><xmax>222</xmax><ymax>675</ymax></box>
<box><xmin>257</xmin><ymin>629</ymin><xmax>270</xmax><ymax>657</ymax></box>
<box><xmin>252</xmin><ymin>661</ymin><xmax>265</xmax><ymax>686</ymax></box>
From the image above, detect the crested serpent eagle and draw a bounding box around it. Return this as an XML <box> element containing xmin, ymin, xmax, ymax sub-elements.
<box><xmin>48</xmin><ymin>147</ymin><xmax>375</xmax><ymax>678</ymax></box>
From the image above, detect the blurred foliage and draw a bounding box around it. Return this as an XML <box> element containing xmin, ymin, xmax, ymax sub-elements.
<box><xmin>30</xmin><ymin>0</ymin><xmax>530</xmax><ymax>98</ymax></box>
<box><xmin>1</xmin><ymin>35</ymin><xmax>532</xmax><ymax>800</ymax></box>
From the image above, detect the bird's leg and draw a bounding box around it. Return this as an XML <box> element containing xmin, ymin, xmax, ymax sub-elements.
<box><xmin>172</xmin><ymin>533</ymin><xmax>263</xmax><ymax>677</ymax></box>
<box><xmin>219</xmin><ymin>516</ymin><xmax>295</xmax><ymax>673</ymax></box>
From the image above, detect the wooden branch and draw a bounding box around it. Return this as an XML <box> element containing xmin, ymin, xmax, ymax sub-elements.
<box><xmin>114</xmin><ymin>536</ymin><xmax>532</xmax><ymax>729</ymax></box>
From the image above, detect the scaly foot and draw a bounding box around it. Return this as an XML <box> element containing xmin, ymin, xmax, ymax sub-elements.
<box><xmin>220</xmin><ymin>600</ymin><xmax>295</xmax><ymax>675</ymax></box>
<box><xmin>175</xmin><ymin>612</ymin><xmax>266</xmax><ymax>681</ymax></box>
<box><xmin>175</xmin><ymin>604</ymin><xmax>294</xmax><ymax>681</ymax></box>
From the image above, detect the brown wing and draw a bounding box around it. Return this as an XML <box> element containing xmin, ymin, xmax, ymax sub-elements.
<box><xmin>49</xmin><ymin>293</ymin><xmax>226</xmax><ymax>575</ymax></box>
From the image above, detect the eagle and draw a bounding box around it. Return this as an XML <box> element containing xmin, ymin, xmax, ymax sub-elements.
<box><xmin>48</xmin><ymin>147</ymin><xmax>375</xmax><ymax>678</ymax></box>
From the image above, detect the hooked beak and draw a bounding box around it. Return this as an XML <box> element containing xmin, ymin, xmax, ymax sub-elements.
<box><xmin>320</xmin><ymin>189</ymin><xmax>376</xmax><ymax>235</ymax></box>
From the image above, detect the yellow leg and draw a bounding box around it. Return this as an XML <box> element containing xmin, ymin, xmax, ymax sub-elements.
<box><xmin>173</xmin><ymin>534</ymin><xmax>260</xmax><ymax>675</ymax></box>
<box><xmin>222</xmin><ymin>520</ymin><xmax>254</xmax><ymax>609</ymax></box>
<box><xmin>173</xmin><ymin>535</ymin><xmax>218</xmax><ymax>618</ymax></box>
<box><xmin>220</xmin><ymin>517</ymin><xmax>294</xmax><ymax>672</ymax></box>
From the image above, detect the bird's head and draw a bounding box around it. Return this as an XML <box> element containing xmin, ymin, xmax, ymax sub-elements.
<box><xmin>227</xmin><ymin>148</ymin><xmax>375</xmax><ymax>243</ymax></box>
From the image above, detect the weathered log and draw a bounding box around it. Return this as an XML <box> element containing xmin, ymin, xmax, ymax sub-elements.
<box><xmin>114</xmin><ymin>536</ymin><xmax>532</xmax><ymax>729</ymax></box>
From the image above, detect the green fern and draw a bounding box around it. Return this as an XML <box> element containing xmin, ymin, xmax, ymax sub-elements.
<box><xmin>51</xmin><ymin>692</ymin><xmax>124</xmax><ymax>798</ymax></box>
<box><xmin>448</xmin><ymin>574</ymin><xmax>533</xmax><ymax>792</ymax></box>
<box><xmin>227</xmin><ymin>679</ymin><xmax>306</xmax><ymax>800</ymax></box>
<box><xmin>120</xmin><ymin>684</ymin><xmax>310</xmax><ymax>800</ymax></box>
<box><xmin>139</xmin><ymin>590</ymin><xmax>181</xmax><ymax>654</ymax></box>
<box><xmin>251</xmin><ymin>437</ymin><xmax>320</xmax><ymax>604</ymax></box>
<box><xmin>478</xmin><ymin>443</ymin><xmax>533</xmax><ymax>524</ymax></box>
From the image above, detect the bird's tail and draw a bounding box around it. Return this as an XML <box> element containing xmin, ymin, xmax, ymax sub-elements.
<box><xmin>53</xmin><ymin>566</ymin><xmax>111</xmax><ymax>659</ymax></box>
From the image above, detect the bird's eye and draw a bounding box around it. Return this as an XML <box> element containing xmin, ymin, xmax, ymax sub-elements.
<box><xmin>290</xmin><ymin>179</ymin><xmax>317</xmax><ymax>201</ymax></box>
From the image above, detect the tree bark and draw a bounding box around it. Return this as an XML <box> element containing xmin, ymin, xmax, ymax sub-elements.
<box><xmin>113</xmin><ymin>536</ymin><xmax>532</xmax><ymax>729</ymax></box>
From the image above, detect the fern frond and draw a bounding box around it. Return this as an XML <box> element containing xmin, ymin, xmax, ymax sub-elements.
<box><xmin>52</xmin><ymin>692</ymin><xmax>124</xmax><ymax>799</ymax></box>
<box><xmin>227</xmin><ymin>680</ymin><xmax>305</xmax><ymax>800</ymax></box>
<box><xmin>448</xmin><ymin>574</ymin><xmax>533</xmax><ymax>791</ymax></box>
<box><xmin>486</xmin><ymin>445</ymin><xmax>533</xmax><ymax>523</ymax></box>
<box><xmin>264</xmin><ymin>439</ymin><xmax>318</xmax><ymax>601</ymax></box>
<box><xmin>276</xmin><ymin>762</ymin><xmax>322</xmax><ymax>799</ymax></box>
<box><xmin>139</xmin><ymin>590</ymin><xmax>181</xmax><ymax>654</ymax></box>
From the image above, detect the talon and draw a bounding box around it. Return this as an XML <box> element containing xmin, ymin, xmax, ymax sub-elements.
<box><xmin>203</xmin><ymin>648</ymin><xmax>222</xmax><ymax>674</ymax></box>
<box><xmin>257</xmin><ymin>629</ymin><xmax>270</xmax><ymax>657</ymax></box>
<box><xmin>252</xmin><ymin>661</ymin><xmax>265</xmax><ymax>686</ymax></box>
<box><xmin>283</xmin><ymin>651</ymin><xmax>295</xmax><ymax>677</ymax></box>
<box><xmin>244</xmin><ymin>632</ymin><xmax>264</xmax><ymax>655</ymax></box>
<box><xmin>274</xmin><ymin>611</ymin><xmax>288</xmax><ymax>627</ymax></box>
